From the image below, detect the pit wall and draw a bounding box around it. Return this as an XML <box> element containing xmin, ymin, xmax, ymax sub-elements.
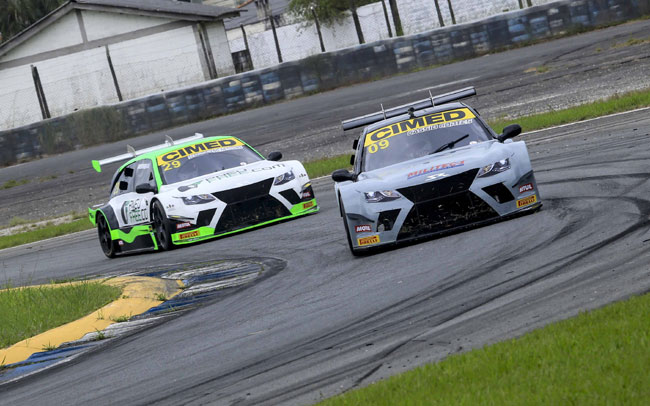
<box><xmin>1</xmin><ymin>0</ymin><xmax>647</xmax><ymax>166</ymax></box>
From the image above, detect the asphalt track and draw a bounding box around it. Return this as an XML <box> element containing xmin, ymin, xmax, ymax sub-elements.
<box><xmin>1</xmin><ymin>108</ymin><xmax>650</xmax><ymax>405</ymax></box>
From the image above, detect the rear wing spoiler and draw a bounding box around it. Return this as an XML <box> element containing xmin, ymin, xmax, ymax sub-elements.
<box><xmin>341</xmin><ymin>87</ymin><xmax>476</xmax><ymax>131</ymax></box>
<box><xmin>91</xmin><ymin>133</ymin><xmax>204</xmax><ymax>173</ymax></box>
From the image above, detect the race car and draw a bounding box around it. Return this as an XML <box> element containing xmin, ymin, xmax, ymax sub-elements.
<box><xmin>332</xmin><ymin>87</ymin><xmax>541</xmax><ymax>255</ymax></box>
<box><xmin>88</xmin><ymin>134</ymin><xmax>318</xmax><ymax>258</ymax></box>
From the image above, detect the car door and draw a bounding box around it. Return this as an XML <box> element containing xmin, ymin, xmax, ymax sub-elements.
<box><xmin>121</xmin><ymin>159</ymin><xmax>156</xmax><ymax>227</ymax></box>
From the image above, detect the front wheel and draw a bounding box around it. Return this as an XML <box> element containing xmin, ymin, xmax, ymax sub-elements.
<box><xmin>340</xmin><ymin>199</ymin><xmax>360</xmax><ymax>256</ymax></box>
<box><xmin>97</xmin><ymin>214</ymin><xmax>116</xmax><ymax>258</ymax></box>
<box><xmin>152</xmin><ymin>201</ymin><xmax>174</xmax><ymax>251</ymax></box>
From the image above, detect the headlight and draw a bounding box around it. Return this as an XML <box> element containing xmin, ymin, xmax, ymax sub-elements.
<box><xmin>180</xmin><ymin>194</ymin><xmax>215</xmax><ymax>205</ymax></box>
<box><xmin>364</xmin><ymin>190</ymin><xmax>401</xmax><ymax>203</ymax></box>
<box><xmin>274</xmin><ymin>170</ymin><xmax>295</xmax><ymax>185</ymax></box>
<box><xmin>477</xmin><ymin>158</ymin><xmax>510</xmax><ymax>177</ymax></box>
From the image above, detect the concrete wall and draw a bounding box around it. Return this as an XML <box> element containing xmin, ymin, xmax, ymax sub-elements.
<box><xmin>0</xmin><ymin>10</ymin><xmax>235</xmax><ymax>131</ymax></box>
<box><xmin>1</xmin><ymin>0</ymin><xmax>648</xmax><ymax>166</ymax></box>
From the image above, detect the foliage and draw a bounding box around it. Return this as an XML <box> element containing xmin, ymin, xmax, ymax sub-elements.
<box><xmin>288</xmin><ymin>0</ymin><xmax>376</xmax><ymax>24</ymax></box>
<box><xmin>0</xmin><ymin>0</ymin><xmax>66</xmax><ymax>43</ymax></box>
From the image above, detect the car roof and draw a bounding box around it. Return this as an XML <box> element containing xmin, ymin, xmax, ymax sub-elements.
<box><xmin>117</xmin><ymin>135</ymin><xmax>246</xmax><ymax>171</ymax></box>
<box><xmin>362</xmin><ymin>101</ymin><xmax>472</xmax><ymax>134</ymax></box>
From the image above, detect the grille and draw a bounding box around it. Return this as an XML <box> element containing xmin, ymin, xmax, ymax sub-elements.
<box><xmin>196</xmin><ymin>208</ymin><xmax>217</xmax><ymax>227</ymax></box>
<box><xmin>377</xmin><ymin>209</ymin><xmax>400</xmax><ymax>232</ymax></box>
<box><xmin>396</xmin><ymin>169</ymin><xmax>498</xmax><ymax>240</ymax></box>
<box><xmin>212</xmin><ymin>179</ymin><xmax>290</xmax><ymax>233</ymax></box>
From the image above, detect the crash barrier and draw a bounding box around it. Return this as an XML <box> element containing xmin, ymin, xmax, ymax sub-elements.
<box><xmin>1</xmin><ymin>0</ymin><xmax>648</xmax><ymax>166</ymax></box>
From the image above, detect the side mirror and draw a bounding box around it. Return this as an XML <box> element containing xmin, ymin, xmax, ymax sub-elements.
<box><xmin>267</xmin><ymin>151</ymin><xmax>282</xmax><ymax>161</ymax></box>
<box><xmin>332</xmin><ymin>169</ymin><xmax>356</xmax><ymax>183</ymax></box>
<box><xmin>135</xmin><ymin>183</ymin><xmax>157</xmax><ymax>194</ymax></box>
<box><xmin>498</xmin><ymin>124</ymin><xmax>522</xmax><ymax>142</ymax></box>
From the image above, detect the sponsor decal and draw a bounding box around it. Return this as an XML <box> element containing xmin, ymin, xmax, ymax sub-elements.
<box><xmin>519</xmin><ymin>183</ymin><xmax>534</xmax><ymax>193</ymax></box>
<box><xmin>355</xmin><ymin>224</ymin><xmax>373</xmax><ymax>233</ymax></box>
<box><xmin>156</xmin><ymin>138</ymin><xmax>244</xmax><ymax>166</ymax></box>
<box><xmin>301</xmin><ymin>190</ymin><xmax>312</xmax><ymax>199</ymax></box>
<box><xmin>176</xmin><ymin>222</ymin><xmax>191</xmax><ymax>230</ymax></box>
<box><xmin>408</xmin><ymin>161</ymin><xmax>464</xmax><ymax>180</ymax></box>
<box><xmin>178</xmin><ymin>230</ymin><xmax>200</xmax><ymax>240</ymax></box>
<box><xmin>516</xmin><ymin>195</ymin><xmax>537</xmax><ymax>208</ymax></box>
<box><xmin>364</xmin><ymin>108</ymin><xmax>476</xmax><ymax>147</ymax></box>
<box><xmin>303</xmin><ymin>201</ymin><xmax>314</xmax><ymax>209</ymax></box>
<box><xmin>118</xmin><ymin>240</ymin><xmax>124</xmax><ymax>246</ymax></box>
<box><xmin>358</xmin><ymin>235</ymin><xmax>381</xmax><ymax>246</ymax></box>
<box><xmin>121</xmin><ymin>199</ymin><xmax>149</xmax><ymax>224</ymax></box>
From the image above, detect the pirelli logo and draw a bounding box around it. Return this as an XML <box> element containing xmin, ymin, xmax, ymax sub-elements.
<box><xmin>358</xmin><ymin>235</ymin><xmax>380</xmax><ymax>246</ymax></box>
<box><xmin>156</xmin><ymin>138</ymin><xmax>244</xmax><ymax>165</ymax></box>
<box><xmin>178</xmin><ymin>230</ymin><xmax>200</xmax><ymax>240</ymax></box>
<box><xmin>365</xmin><ymin>108</ymin><xmax>476</xmax><ymax>147</ymax></box>
<box><xmin>516</xmin><ymin>195</ymin><xmax>537</xmax><ymax>208</ymax></box>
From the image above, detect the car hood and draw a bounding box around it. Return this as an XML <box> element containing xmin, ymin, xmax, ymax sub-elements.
<box><xmin>357</xmin><ymin>140</ymin><xmax>510</xmax><ymax>188</ymax></box>
<box><xmin>159</xmin><ymin>160</ymin><xmax>292</xmax><ymax>195</ymax></box>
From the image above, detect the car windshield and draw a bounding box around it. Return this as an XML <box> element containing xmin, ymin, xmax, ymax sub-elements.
<box><xmin>157</xmin><ymin>137</ymin><xmax>262</xmax><ymax>184</ymax></box>
<box><xmin>361</xmin><ymin>107</ymin><xmax>492</xmax><ymax>172</ymax></box>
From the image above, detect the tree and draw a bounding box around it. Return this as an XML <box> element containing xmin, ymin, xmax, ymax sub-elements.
<box><xmin>289</xmin><ymin>0</ymin><xmax>376</xmax><ymax>44</ymax></box>
<box><xmin>0</xmin><ymin>0</ymin><xmax>66</xmax><ymax>43</ymax></box>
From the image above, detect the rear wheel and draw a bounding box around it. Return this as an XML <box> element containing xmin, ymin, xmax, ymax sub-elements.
<box><xmin>152</xmin><ymin>200</ymin><xmax>174</xmax><ymax>251</ymax></box>
<box><xmin>97</xmin><ymin>215</ymin><xmax>116</xmax><ymax>258</ymax></box>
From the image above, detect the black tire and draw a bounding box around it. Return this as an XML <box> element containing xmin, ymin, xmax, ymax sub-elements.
<box><xmin>152</xmin><ymin>200</ymin><xmax>174</xmax><ymax>251</ymax></box>
<box><xmin>97</xmin><ymin>214</ymin><xmax>116</xmax><ymax>258</ymax></box>
<box><xmin>340</xmin><ymin>199</ymin><xmax>360</xmax><ymax>256</ymax></box>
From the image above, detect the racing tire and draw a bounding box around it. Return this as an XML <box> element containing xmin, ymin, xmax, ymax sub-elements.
<box><xmin>152</xmin><ymin>200</ymin><xmax>174</xmax><ymax>251</ymax></box>
<box><xmin>97</xmin><ymin>214</ymin><xmax>116</xmax><ymax>258</ymax></box>
<box><xmin>340</xmin><ymin>199</ymin><xmax>361</xmax><ymax>257</ymax></box>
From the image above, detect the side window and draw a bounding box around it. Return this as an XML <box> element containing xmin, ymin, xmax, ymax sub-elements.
<box><xmin>110</xmin><ymin>163</ymin><xmax>136</xmax><ymax>197</ymax></box>
<box><xmin>134</xmin><ymin>159</ymin><xmax>155</xmax><ymax>188</ymax></box>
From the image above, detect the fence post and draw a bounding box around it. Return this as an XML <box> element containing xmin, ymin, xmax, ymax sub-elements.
<box><xmin>447</xmin><ymin>0</ymin><xmax>456</xmax><ymax>25</ymax></box>
<box><xmin>381</xmin><ymin>0</ymin><xmax>393</xmax><ymax>37</ymax></box>
<box><xmin>388</xmin><ymin>0</ymin><xmax>404</xmax><ymax>36</ymax></box>
<box><xmin>269</xmin><ymin>15</ymin><xmax>283</xmax><ymax>63</ymax></box>
<box><xmin>350</xmin><ymin>0</ymin><xmax>365</xmax><ymax>44</ymax></box>
<box><xmin>433</xmin><ymin>0</ymin><xmax>445</xmax><ymax>27</ymax></box>
<box><xmin>31</xmin><ymin>65</ymin><xmax>50</xmax><ymax>119</ymax></box>
<box><xmin>311</xmin><ymin>7</ymin><xmax>326</xmax><ymax>52</ymax></box>
<box><xmin>105</xmin><ymin>46</ymin><xmax>123</xmax><ymax>101</ymax></box>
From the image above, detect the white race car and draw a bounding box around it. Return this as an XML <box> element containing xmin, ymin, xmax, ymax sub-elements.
<box><xmin>89</xmin><ymin>134</ymin><xmax>318</xmax><ymax>257</ymax></box>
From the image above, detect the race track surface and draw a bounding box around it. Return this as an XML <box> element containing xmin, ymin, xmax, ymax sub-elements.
<box><xmin>1</xmin><ymin>109</ymin><xmax>649</xmax><ymax>405</ymax></box>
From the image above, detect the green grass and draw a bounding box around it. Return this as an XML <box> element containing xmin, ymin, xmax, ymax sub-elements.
<box><xmin>304</xmin><ymin>154</ymin><xmax>353</xmax><ymax>179</ymax></box>
<box><xmin>489</xmin><ymin>87</ymin><xmax>650</xmax><ymax>133</ymax></box>
<box><xmin>320</xmin><ymin>292</ymin><xmax>650</xmax><ymax>406</ymax></box>
<box><xmin>0</xmin><ymin>282</ymin><xmax>122</xmax><ymax>349</ymax></box>
<box><xmin>1</xmin><ymin>179</ymin><xmax>29</xmax><ymax>190</ymax></box>
<box><xmin>0</xmin><ymin>218</ymin><xmax>93</xmax><ymax>250</ymax></box>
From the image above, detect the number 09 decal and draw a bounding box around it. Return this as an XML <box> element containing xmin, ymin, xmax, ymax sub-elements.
<box><xmin>367</xmin><ymin>139</ymin><xmax>390</xmax><ymax>154</ymax></box>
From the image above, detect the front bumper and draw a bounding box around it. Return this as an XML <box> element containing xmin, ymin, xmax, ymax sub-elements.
<box><xmin>345</xmin><ymin>168</ymin><xmax>541</xmax><ymax>250</ymax></box>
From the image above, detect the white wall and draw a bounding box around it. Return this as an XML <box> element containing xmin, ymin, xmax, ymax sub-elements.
<box><xmin>0</xmin><ymin>66</ymin><xmax>42</xmax><ymax>129</ymax></box>
<box><xmin>0</xmin><ymin>13</ymin><xmax>82</xmax><ymax>62</ymax></box>
<box><xmin>82</xmin><ymin>10</ymin><xmax>171</xmax><ymax>42</ymax></box>
<box><xmin>205</xmin><ymin>21</ymin><xmax>236</xmax><ymax>77</ymax></box>
<box><xmin>226</xmin><ymin>0</ymin><xmax>559</xmax><ymax>70</ymax></box>
<box><xmin>36</xmin><ymin>47</ymin><xmax>118</xmax><ymax>118</ymax></box>
<box><xmin>107</xmin><ymin>26</ymin><xmax>206</xmax><ymax>99</ymax></box>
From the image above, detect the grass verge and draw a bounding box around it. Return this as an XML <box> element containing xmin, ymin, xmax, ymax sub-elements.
<box><xmin>320</xmin><ymin>292</ymin><xmax>650</xmax><ymax>406</ymax></box>
<box><xmin>305</xmin><ymin>87</ymin><xmax>650</xmax><ymax>179</ymax></box>
<box><xmin>0</xmin><ymin>218</ymin><xmax>93</xmax><ymax>250</ymax></box>
<box><xmin>0</xmin><ymin>282</ymin><xmax>122</xmax><ymax>349</ymax></box>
